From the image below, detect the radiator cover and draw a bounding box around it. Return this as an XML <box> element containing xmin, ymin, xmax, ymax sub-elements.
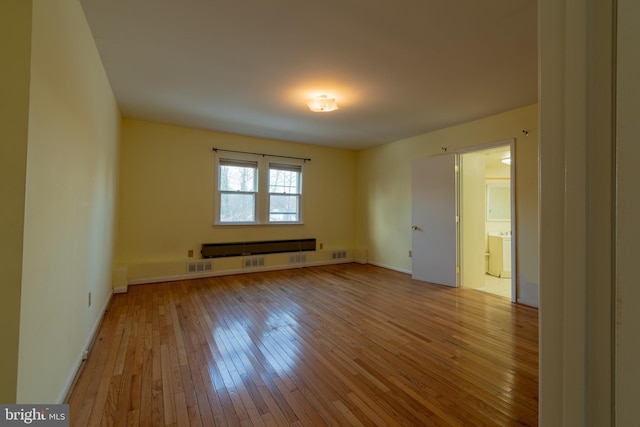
<box><xmin>201</xmin><ymin>238</ymin><xmax>316</xmax><ymax>258</ymax></box>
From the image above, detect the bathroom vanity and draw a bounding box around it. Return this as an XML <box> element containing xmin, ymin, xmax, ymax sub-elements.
<box><xmin>488</xmin><ymin>232</ymin><xmax>511</xmax><ymax>278</ymax></box>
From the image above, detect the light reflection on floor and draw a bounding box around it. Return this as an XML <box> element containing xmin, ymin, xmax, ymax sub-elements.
<box><xmin>260</xmin><ymin>312</ymin><xmax>300</xmax><ymax>376</ymax></box>
<box><xmin>211</xmin><ymin>311</ymin><xmax>301</xmax><ymax>393</ymax></box>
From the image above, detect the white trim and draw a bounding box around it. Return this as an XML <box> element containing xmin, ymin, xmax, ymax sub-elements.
<box><xmin>113</xmin><ymin>286</ymin><xmax>128</xmax><ymax>294</ymax></box>
<box><xmin>454</xmin><ymin>138</ymin><xmax>516</xmax><ymax>154</ymax></box>
<box><xmin>367</xmin><ymin>261</ymin><xmax>412</xmax><ymax>275</ymax></box>
<box><xmin>56</xmin><ymin>290</ymin><xmax>113</xmax><ymax>404</ymax></box>
<box><xmin>214</xmin><ymin>154</ymin><xmax>305</xmax><ymax>226</ymax></box>
<box><xmin>508</xmin><ymin>139</ymin><xmax>517</xmax><ymax>303</ymax></box>
<box><xmin>127</xmin><ymin>258</ymin><xmax>356</xmax><ymax>285</ymax></box>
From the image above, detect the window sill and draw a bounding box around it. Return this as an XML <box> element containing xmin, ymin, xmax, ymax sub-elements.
<box><xmin>213</xmin><ymin>222</ymin><xmax>304</xmax><ymax>228</ymax></box>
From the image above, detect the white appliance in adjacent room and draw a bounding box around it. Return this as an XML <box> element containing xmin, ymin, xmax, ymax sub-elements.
<box><xmin>488</xmin><ymin>232</ymin><xmax>511</xmax><ymax>278</ymax></box>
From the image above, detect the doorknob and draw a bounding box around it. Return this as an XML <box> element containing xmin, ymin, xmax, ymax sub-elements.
<box><xmin>411</xmin><ymin>225</ymin><xmax>419</xmax><ymax>230</ymax></box>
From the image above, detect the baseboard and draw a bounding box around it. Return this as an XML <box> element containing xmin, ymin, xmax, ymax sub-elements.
<box><xmin>367</xmin><ymin>261</ymin><xmax>412</xmax><ymax>275</ymax></box>
<box><xmin>127</xmin><ymin>258</ymin><xmax>357</xmax><ymax>286</ymax></box>
<box><xmin>516</xmin><ymin>296</ymin><xmax>539</xmax><ymax>308</ymax></box>
<box><xmin>113</xmin><ymin>286</ymin><xmax>128</xmax><ymax>294</ymax></box>
<box><xmin>58</xmin><ymin>290</ymin><xmax>113</xmax><ymax>404</ymax></box>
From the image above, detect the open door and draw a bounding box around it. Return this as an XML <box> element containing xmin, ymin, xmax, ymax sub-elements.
<box><xmin>411</xmin><ymin>154</ymin><xmax>458</xmax><ymax>287</ymax></box>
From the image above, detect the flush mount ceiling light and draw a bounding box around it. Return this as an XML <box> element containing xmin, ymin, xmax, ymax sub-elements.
<box><xmin>307</xmin><ymin>95</ymin><xmax>339</xmax><ymax>112</ymax></box>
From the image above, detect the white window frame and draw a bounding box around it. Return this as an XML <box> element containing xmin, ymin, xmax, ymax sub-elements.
<box><xmin>214</xmin><ymin>154</ymin><xmax>304</xmax><ymax>225</ymax></box>
<box><xmin>216</xmin><ymin>157</ymin><xmax>259</xmax><ymax>224</ymax></box>
<box><xmin>267</xmin><ymin>162</ymin><xmax>303</xmax><ymax>224</ymax></box>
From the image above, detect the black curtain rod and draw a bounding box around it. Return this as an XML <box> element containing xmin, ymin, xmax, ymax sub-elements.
<box><xmin>212</xmin><ymin>147</ymin><xmax>311</xmax><ymax>162</ymax></box>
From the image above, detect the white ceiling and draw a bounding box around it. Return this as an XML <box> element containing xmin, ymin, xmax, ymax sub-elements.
<box><xmin>80</xmin><ymin>0</ymin><xmax>537</xmax><ymax>150</ymax></box>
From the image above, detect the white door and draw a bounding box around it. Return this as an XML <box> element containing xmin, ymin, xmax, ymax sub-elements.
<box><xmin>411</xmin><ymin>154</ymin><xmax>458</xmax><ymax>287</ymax></box>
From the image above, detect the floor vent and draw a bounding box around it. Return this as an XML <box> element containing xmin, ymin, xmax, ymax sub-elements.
<box><xmin>187</xmin><ymin>260</ymin><xmax>213</xmax><ymax>274</ymax></box>
<box><xmin>244</xmin><ymin>256</ymin><xmax>265</xmax><ymax>269</ymax></box>
<box><xmin>331</xmin><ymin>250</ymin><xmax>348</xmax><ymax>260</ymax></box>
<box><xmin>289</xmin><ymin>253</ymin><xmax>307</xmax><ymax>265</ymax></box>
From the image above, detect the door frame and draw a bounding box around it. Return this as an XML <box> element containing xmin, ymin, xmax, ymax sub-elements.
<box><xmin>456</xmin><ymin>138</ymin><xmax>516</xmax><ymax>302</ymax></box>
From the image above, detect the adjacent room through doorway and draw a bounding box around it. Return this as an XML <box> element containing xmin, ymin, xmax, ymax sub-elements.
<box><xmin>459</xmin><ymin>143</ymin><xmax>514</xmax><ymax>300</ymax></box>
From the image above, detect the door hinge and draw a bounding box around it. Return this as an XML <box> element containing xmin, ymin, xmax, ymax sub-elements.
<box><xmin>456</xmin><ymin>266</ymin><xmax>460</xmax><ymax>274</ymax></box>
<box><xmin>455</xmin><ymin>216</ymin><xmax>459</xmax><ymax>223</ymax></box>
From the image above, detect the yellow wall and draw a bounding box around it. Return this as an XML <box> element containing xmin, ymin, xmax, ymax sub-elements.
<box><xmin>0</xmin><ymin>0</ymin><xmax>32</xmax><ymax>404</ymax></box>
<box><xmin>17</xmin><ymin>0</ymin><xmax>120</xmax><ymax>403</ymax></box>
<box><xmin>117</xmin><ymin>119</ymin><xmax>357</xmax><ymax>281</ymax></box>
<box><xmin>460</xmin><ymin>152</ymin><xmax>487</xmax><ymax>289</ymax></box>
<box><xmin>356</xmin><ymin>104</ymin><xmax>539</xmax><ymax>306</ymax></box>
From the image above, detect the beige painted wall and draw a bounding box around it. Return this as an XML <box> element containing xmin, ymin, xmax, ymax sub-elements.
<box><xmin>17</xmin><ymin>0</ymin><xmax>120</xmax><ymax>403</ymax></box>
<box><xmin>0</xmin><ymin>0</ymin><xmax>32</xmax><ymax>404</ymax></box>
<box><xmin>116</xmin><ymin>119</ymin><xmax>356</xmax><ymax>281</ymax></box>
<box><xmin>460</xmin><ymin>152</ymin><xmax>487</xmax><ymax>289</ymax></box>
<box><xmin>356</xmin><ymin>104</ymin><xmax>539</xmax><ymax>306</ymax></box>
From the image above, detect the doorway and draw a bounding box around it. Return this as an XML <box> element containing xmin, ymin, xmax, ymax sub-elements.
<box><xmin>410</xmin><ymin>142</ymin><xmax>516</xmax><ymax>301</ymax></box>
<box><xmin>459</xmin><ymin>143</ymin><xmax>514</xmax><ymax>300</ymax></box>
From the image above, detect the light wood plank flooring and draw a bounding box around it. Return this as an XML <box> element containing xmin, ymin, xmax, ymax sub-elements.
<box><xmin>67</xmin><ymin>263</ymin><xmax>538</xmax><ymax>426</ymax></box>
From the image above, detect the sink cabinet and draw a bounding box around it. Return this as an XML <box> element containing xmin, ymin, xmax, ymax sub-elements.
<box><xmin>488</xmin><ymin>235</ymin><xmax>511</xmax><ymax>278</ymax></box>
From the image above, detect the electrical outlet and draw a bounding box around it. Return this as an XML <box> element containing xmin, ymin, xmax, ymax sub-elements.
<box><xmin>188</xmin><ymin>249</ymin><xmax>194</xmax><ymax>257</ymax></box>
<box><xmin>409</xmin><ymin>250</ymin><xmax>412</xmax><ymax>258</ymax></box>
<box><xmin>319</xmin><ymin>243</ymin><xmax>324</xmax><ymax>250</ymax></box>
<box><xmin>82</xmin><ymin>351</ymin><xmax>89</xmax><ymax>361</ymax></box>
<box><xmin>88</xmin><ymin>291</ymin><xmax>92</xmax><ymax>307</ymax></box>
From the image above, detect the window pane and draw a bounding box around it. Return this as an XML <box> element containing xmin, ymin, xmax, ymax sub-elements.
<box><xmin>269</xmin><ymin>194</ymin><xmax>299</xmax><ymax>222</ymax></box>
<box><xmin>220</xmin><ymin>193</ymin><xmax>255</xmax><ymax>222</ymax></box>
<box><xmin>269</xmin><ymin>168</ymin><xmax>300</xmax><ymax>194</ymax></box>
<box><xmin>219</xmin><ymin>163</ymin><xmax>257</xmax><ymax>192</ymax></box>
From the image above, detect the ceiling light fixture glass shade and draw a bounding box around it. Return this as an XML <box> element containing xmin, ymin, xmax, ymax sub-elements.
<box><xmin>307</xmin><ymin>95</ymin><xmax>339</xmax><ymax>112</ymax></box>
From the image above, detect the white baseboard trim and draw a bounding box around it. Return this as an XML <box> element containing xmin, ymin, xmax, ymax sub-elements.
<box><xmin>516</xmin><ymin>297</ymin><xmax>539</xmax><ymax>308</ymax></box>
<box><xmin>367</xmin><ymin>261</ymin><xmax>412</xmax><ymax>275</ymax></box>
<box><xmin>113</xmin><ymin>286</ymin><xmax>128</xmax><ymax>294</ymax></box>
<box><xmin>127</xmin><ymin>258</ymin><xmax>357</xmax><ymax>286</ymax></box>
<box><xmin>57</xmin><ymin>289</ymin><xmax>113</xmax><ymax>404</ymax></box>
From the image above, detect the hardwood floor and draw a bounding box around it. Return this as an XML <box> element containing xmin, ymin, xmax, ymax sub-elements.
<box><xmin>67</xmin><ymin>263</ymin><xmax>538</xmax><ymax>426</ymax></box>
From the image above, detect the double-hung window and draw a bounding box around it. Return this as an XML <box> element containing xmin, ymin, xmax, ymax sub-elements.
<box><xmin>215</xmin><ymin>156</ymin><xmax>304</xmax><ymax>225</ymax></box>
<box><xmin>268</xmin><ymin>163</ymin><xmax>302</xmax><ymax>223</ymax></box>
<box><xmin>218</xmin><ymin>158</ymin><xmax>258</xmax><ymax>223</ymax></box>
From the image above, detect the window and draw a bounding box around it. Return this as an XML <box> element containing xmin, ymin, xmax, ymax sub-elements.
<box><xmin>218</xmin><ymin>159</ymin><xmax>258</xmax><ymax>223</ymax></box>
<box><xmin>268</xmin><ymin>163</ymin><xmax>302</xmax><ymax>222</ymax></box>
<box><xmin>215</xmin><ymin>156</ymin><xmax>304</xmax><ymax>225</ymax></box>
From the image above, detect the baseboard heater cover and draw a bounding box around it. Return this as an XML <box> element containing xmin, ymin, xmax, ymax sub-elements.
<box><xmin>201</xmin><ymin>238</ymin><xmax>316</xmax><ymax>259</ymax></box>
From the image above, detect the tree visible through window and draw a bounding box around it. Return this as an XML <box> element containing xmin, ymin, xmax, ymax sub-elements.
<box><xmin>269</xmin><ymin>163</ymin><xmax>301</xmax><ymax>222</ymax></box>
<box><xmin>215</xmin><ymin>157</ymin><xmax>303</xmax><ymax>224</ymax></box>
<box><xmin>218</xmin><ymin>159</ymin><xmax>257</xmax><ymax>223</ymax></box>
